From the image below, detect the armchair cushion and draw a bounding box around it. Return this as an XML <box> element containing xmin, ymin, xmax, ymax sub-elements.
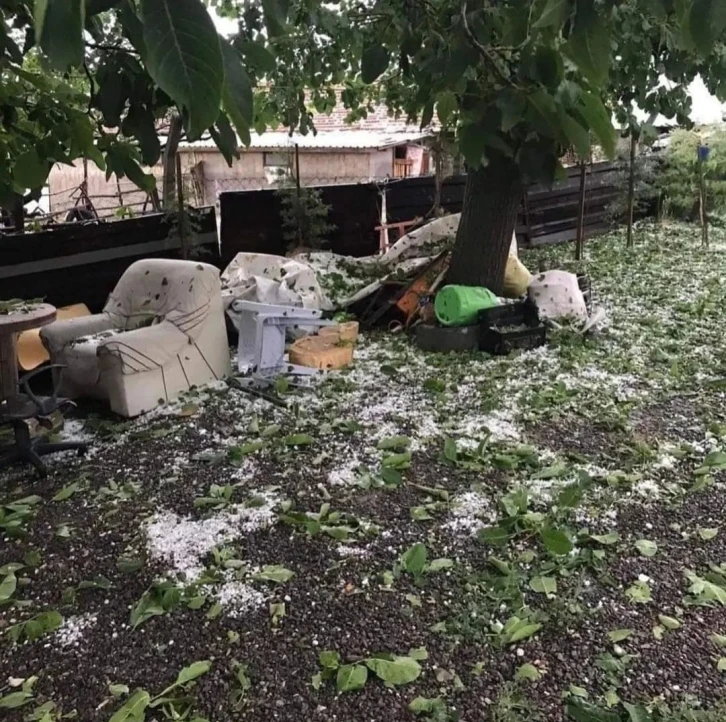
<box><xmin>97</xmin><ymin>321</ymin><xmax>190</xmax><ymax>374</ymax></box>
<box><xmin>41</xmin><ymin>314</ymin><xmax>116</xmax><ymax>355</ymax></box>
<box><xmin>39</xmin><ymin>259</ymin><xmax>231</xmax><ymax>417</ymax></box>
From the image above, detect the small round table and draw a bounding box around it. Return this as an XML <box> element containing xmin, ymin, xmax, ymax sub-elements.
<box><xmin>0</xmin><ymin>303</ymin><xmax>57</xmax><ymax>402</ymax></box>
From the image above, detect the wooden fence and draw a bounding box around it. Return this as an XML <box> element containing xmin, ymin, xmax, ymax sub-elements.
<box><xmin>219</xmin><ymin>161</ymin><xmax>622</xmax><ymax>261</ymax></box>
<box><xmin>0</xmin><ymin>208</ymin><xmax>219</xmax><ymax>311</ymax></box>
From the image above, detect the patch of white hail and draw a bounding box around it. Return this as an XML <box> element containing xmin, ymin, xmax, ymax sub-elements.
<box><xmin>327</xmin><ymin>453</ymin><xmax>362</xmax><ymax>486</ymax></box>
<box><xmin>213</xmin><ymin>581</ymin><xmax>266</xmax><ymax>618</ymax></box>
<box><xmin>145</xmin><ymin>490</ymin><xmax>279</xmax><ymax>582</ymax></box>
<box><xmin>54</xmin><ymin>613</ymin><xmax>97</xmax><ymax>648</ymax></box>
<box><xmin>337</xmin><ymin>543</ymin><xmax>370</xmax><ymax>558</ymax></box>
<box><xmin>443</xmin><ymin>491</ymin><xmax>497</xmax><ymax>536</ymax></box>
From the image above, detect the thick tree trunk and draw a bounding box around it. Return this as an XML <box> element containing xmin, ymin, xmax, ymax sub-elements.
<box><xmin>447</xmin><ymin>159</ymin><xmax>523</xmax><ymax>294</ymax></box>
<box><xmin>162</xmin><ymin>114</ymin><xmax>184</xmax><ymax>209</ymax></box>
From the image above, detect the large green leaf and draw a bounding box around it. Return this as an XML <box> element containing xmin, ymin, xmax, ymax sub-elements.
<box><xmin>35</xmin><ymin>0</ymin><xmax>85</xmax><ymax>69</ymax></box>
<box><xmin>366</xmin><ymin>657</ymin><xmax>422</xmax><ymax>686</ymax></box>
<box><xmin>533</xmin><ymin>0</ymin><xmax>571</xmax><ymax>29</ymax></box>
<box><xmin>690</xmin><ymin>0</ymin><xmax>726</xmax><ymax>53</ymax></box>
<box><xmin>561</xmin><ymin>113</ymin><xmax>591</xmax><ymax>158</ymax></box>
<box><xmin>237</xmin><ymin>41</ymin><xmax>276</xmax><ymax>73</ymax></box>
<box><xmin>261</xmin><ymin>0</ymin><xmax>288</xmax><ymax>36</ymax></box>
<box><xmin>564</xmin><ymin>13</ymin><xmax>610</xmax><ymax>87</ymax></box>
<box><xmin>361</xmin><ymin>44</ymin><xmax>389</xmax><ymax>84</ymax></box>
<box><xmin>221</xmin><ymin>41</ymin><xmax>253</xmax><ymax>146</ymax></box>
<box><xmin>87</xmin><ymin>0</ymin><xmax>120</xmax><ymax>13</ymax></box>
<box><xmin>140</xmin><ymin>0</ymin><xmax>223</xmax><ymax>139</ymax></box>
<box><xmin>122</xmin><ymin>105</ymin><xmax>161</xmax><ymax>167</ymax></box>
<box><xmin>458</xmin><ymin>123</ymin><xmax>489</xmax><ymax>168</ymax></box>
<box><xmin>576</xmin><ymin>92</ymin><xmax>616</xmax><ymax>158</ymax></box>
<box><xmin>13</xmin><ymin>150</ymin><xmax>50</xmax><ymax>191</ymax></box>
<box><xmin>119</xmin><ymin>0</ymin><xmax>146</xmax><ymax>56</ymax></box>
<box><xmin>210</xmin><ymin>113</ymin><xmax>239</xmax><ymax>167</ymax></box>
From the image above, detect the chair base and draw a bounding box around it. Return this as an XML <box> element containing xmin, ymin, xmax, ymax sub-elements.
<box><xmin>0</xmin><ymin>422</ymin><xmax>87</xmax><ymax>478</ymax></box>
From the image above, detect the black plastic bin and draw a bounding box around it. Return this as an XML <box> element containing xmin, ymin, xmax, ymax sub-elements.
<box><xmin>480</xmin><ymin>324</ymin><xmax>547</xmax><ymax>356</ymax></box>
<box><xmin>478</xmin><ymin>300</ymin><xmax>540</xmax><ymax>329</ymax></box>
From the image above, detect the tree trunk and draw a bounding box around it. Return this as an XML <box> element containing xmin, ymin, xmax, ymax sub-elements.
<box><xmin>626</xmin><ymin>132</ymin><xmax>636</xmax><ymax>249</ymax></box>
<box><xmin>162</xmin><ymin>114</ymin><xmax>184</xmax><ymax>209</ymax></box>
<box><xmin>447</xmin><ymin>159</ymin><xmax>523</xmax><ymax>294</ymax></box>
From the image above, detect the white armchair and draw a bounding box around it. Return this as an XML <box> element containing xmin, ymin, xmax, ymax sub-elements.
<box><xmin>40</xmin><ymin>259</ymin><xmax>231</xmax><ymax>417</ymax></box>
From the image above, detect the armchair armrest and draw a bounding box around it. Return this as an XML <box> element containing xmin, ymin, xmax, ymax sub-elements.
<box><xmin>96</xmin><ymin>320</ymin><xmax>190</xmax><ymax>374</ymax></box>
<box><xmin>40</xmin><ymin>314</ymin><xmax>116</xmax><ymax>354</ymax></box>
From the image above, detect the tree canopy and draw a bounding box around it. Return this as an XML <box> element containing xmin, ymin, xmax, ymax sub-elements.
<box><xmin>4</xmin><ymin>0</ymin><xmax>726</xmax><ymax>282</ymax></box>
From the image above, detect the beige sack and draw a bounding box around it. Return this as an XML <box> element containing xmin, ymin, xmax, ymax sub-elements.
<box><xmin>502</xmin><ymin>255</ymin><xmax>532</xmax><ymax>298</ymax></box>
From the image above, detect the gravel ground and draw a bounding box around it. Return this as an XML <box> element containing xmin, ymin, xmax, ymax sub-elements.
<box><xmin>3</xmin><ymin>222</ymin><xmax>726</xmax><ymax>722</ymax></box>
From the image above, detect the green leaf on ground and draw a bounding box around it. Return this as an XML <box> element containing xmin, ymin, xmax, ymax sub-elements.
<box><xmin>541</xmin><ymin>527</ymin><xmax>573</xmax><ymax>555</ymax></box>
<box><xmin>635</xmin><ymin>539</ymin><xmax>658</xmax><ymax>557</ymax></box>
<box><xmin>0</xmin><ymin>572</ymin><xmax>17</xmax><ymax>601</ymax></box>
<box><xmin>658</xmin><ymin>615</ymin><xmax>681</xmax><ymax>630</ymax></box>
<box><xmin>699</xmin><ymin>527</ymin><xmax>719</xmax><ymax>540</ymax></box>
<box><xmin>336</xmin><ymin>664</ymin><xmax>368</xmax><ymax>692</ymax></box>
<box><xmin>608</xmin><ymin>629</ymin><xmax>633</xmax><ymax>642</ymax></box>
<box><xmin>426</xmin><ymin>558</ymin><xmax>454</xmax><ymax>573</ymax></box>
<box><xmin>515</xmin><ymin>663</ymin><xmax>542</xmax><ymax>681</ymax></box>
<box><xmin>402</xmin><ymin>543</ymin><xmax>428</xmax><ymax>576</ymax></box>
<box><xmin>365</xmin><ymin>656</ymin><xmax>421</xmax><ymax>686</ymax></box>
<box><xmin>284</xmin><ymin>434</ymin><xmax>314</xmax><ymax>446</ymax></box>
<box><xmin>108</xmin><ymin>689</ymin><xmax>151</xmax><ymax>722</ymax></box>
<box><xmin>377</xmin><ymin>436</ymin><xmax>411</xmax><ymax>451</ymax></box>
<box><xmin>319</xmin><ymin>650</ymin><xmax>341</xmax><ymax>669</ymax></box>
<box><xmin>590</xmin><ymin>532</ymin><xmax>620</xmax><ymax>545</ymax></box>
<box><xmin>530</xmin><ymin>576</ymin><xmax>557</xmax><ymax>595</ymax></box>
<box><xmin>253</xmin><ymin>565</ymin><xmax>295</xmax><ymax>584</ymax></box>
<box><xmin>53</xmin><ymin>482</ymin><xmax>80</xmax><ymax>502</ymax></box>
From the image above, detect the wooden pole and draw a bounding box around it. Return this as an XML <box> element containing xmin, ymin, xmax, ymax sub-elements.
<box><xmin>575</xmin><ymin>162</ymin><xmax>587</xmax><ymax>261</ymax></box>
<box><xmin>176</xmin><ymin>152</ymin><xmax>189</xmax><ymax>259</ymax></box>
<box><xmin>626</xmin><ymin>132</ymin><xmax>637</xmax><ymax>249</ymax></box>
<box><xmin>699</xmin><ymin>154</ymin><xmax>709</xmax><ymax>248</ymax></box>
<box><xmin>295</xmin><ymin>143</ymin><xmax>303</xmax><ymax>248</ymax></box>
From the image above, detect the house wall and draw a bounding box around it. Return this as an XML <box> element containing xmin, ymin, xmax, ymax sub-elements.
<box><xmin>47</xmin><ymin>147</ymin><xmax>413</xmax><ymax>216</ymax></box>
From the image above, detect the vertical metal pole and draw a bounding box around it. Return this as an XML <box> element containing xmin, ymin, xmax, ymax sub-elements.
<box><xmin>176</xmin><ymin>153</ymin><xmax>189</xmax><ymax>259</ymax></box>
<box><xmin>295</xmin><ymin>143</ymin><xmax>303</xmax><ymax>247</ymax></box>
<box><xmin>626</xmin><ymin>132</ymin><xmax>636</xmax><ymax>249</ymax></box>
<box><xmin>575</xmin><ymin>162</ymin><xmax>586</xmax><ymax>261</ymax></box>
<box><xmin>700</xmin><ymin>155</ymin><xmax>709</xmax><ymax>248</ymax></box>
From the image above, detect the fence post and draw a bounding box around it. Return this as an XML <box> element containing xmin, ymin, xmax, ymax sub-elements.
<box><xmin>575</xmin><ymin>162</ymin><xmax>587</xmax><ymax>261</ymax></box>
<box><xmin>176</xmin><ymin>153</ymin><xmax>189</xmax><ymax>259</ymax></box>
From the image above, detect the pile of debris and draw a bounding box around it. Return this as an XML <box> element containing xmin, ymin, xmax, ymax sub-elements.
<box><xmin>220</xmin><ymin>214</ymin><xmax>604</xmax><ymax>371</ymax></box>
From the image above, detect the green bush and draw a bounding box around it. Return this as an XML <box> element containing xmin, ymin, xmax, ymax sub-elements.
<box><xmin>659</xmin><ymin>128</ymin><xmax>726</xmax><ymax>220</ymax></box>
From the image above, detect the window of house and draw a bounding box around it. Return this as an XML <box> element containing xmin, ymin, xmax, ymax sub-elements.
<box><xmin>264</xmin><ymin>152</ymin><xmax>290</xmax><ymax>167</ymax></box>
<box><xmin>394</xmin><ymin>145</ymin><xmax>408</xmax><ymax>160</ymax></box>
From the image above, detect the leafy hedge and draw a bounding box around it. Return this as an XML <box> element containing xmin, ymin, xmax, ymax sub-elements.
<box><xmin>659</xmin><ymin>129</ymin><xmax>726</xmax><ymax>220</ymax></box>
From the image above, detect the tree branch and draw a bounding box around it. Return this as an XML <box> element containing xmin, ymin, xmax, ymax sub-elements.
<box><xmin>461</xmin><ymin>2</ymin><xmax>519</xmax><ymax>89</ymax></box>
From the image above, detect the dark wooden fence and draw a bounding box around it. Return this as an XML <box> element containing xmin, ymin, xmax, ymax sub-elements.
<box><xmin>0</xmin><ymin>208</ymin><xmax>219</xmax><ymax>312</ymax></box>
<box><xmin>219</xmin><ymin>161</ymin><xmax>622</xmax><ymax>262</ymax></box>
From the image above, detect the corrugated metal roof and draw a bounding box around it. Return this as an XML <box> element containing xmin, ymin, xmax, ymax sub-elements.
<box><xmin>180</xmin><ymin>129</ymin><xmax>430</xmax><ymax>152</ymax></box>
